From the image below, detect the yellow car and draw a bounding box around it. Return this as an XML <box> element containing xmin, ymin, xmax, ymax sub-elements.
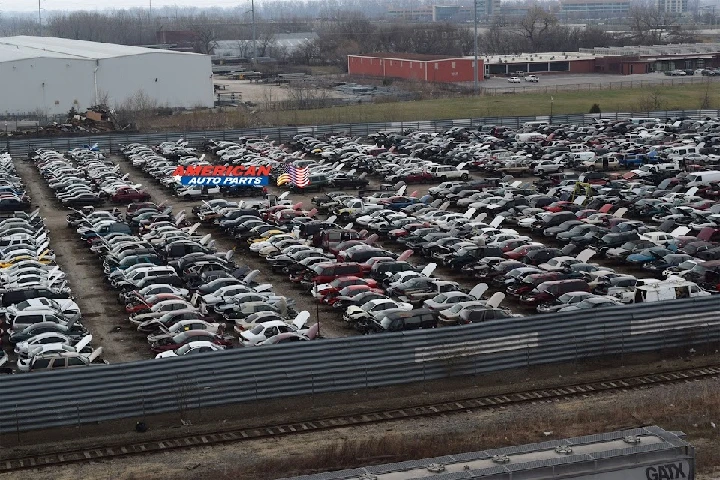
<box><xmin>247</xmin><ymin>229</ymin><xmax>285</xmax><ymax>245</ymax></box>
<box><xmin>0</xmin><ymin>254</ymin><xmax>54</xmax><ymax>269</ymax></box>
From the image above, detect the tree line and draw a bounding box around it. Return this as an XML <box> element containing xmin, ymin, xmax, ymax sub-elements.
<box><xmin>0</xmin><ymin>3</ymin><xmax>698</xmax><ymax>67</ymax></box>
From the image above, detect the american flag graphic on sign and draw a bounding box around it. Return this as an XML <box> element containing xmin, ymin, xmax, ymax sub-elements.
<box><xmin>276</xmin><ymin>163</ymin><xmax>291</xmax><ymax>186</ymax></box>
<box><xmin>290</xmin><ymin>165</ymin><xmax>310</xmax><ymax>187</ymax></box>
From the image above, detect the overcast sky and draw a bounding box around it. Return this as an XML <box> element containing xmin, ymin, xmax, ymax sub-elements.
<box><xmin>10</xmin><ymin>0</ymin><xmax>248</xmax><ymax>12</ymax></box>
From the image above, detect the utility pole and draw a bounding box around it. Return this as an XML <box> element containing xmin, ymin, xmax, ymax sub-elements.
<box><xmin>251</xmin><ymin>0</ymin><xmax>258</xmax><ymax>64</ymax></box>
<box><xmin>38</xmin><ymin>0</ymin><xmax>42</xmax><ymax>37</ymax></box>
<box><xmin>473</xmin><ymin>0</ymin><xmax>479</xmax><ymax>95</ymax></box>
<box><xmin>149</xmin><ymin>0</ymin><xmax>152</xmax><ymax>20</ymax></box>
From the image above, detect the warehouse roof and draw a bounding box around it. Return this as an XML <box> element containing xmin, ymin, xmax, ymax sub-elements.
<box><xmin>479</xmin><ymin>51</ymin><xmax>598</xmax><ymax>64</ymax></box>
<box><xmin>0</xmin><ymin>36</ymin><xmax>198</xmax><ymax>62</ymax></box>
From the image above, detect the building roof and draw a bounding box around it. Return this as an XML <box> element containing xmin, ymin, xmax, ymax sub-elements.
<box><xmin>0</xmin><ymin>36</ymin><xmax>198</xmax><ymax>62</ymax></box>
<box><xmin>354</xmin><ymin>52</ymin><xmax>458</xmax><ymax>61</ymax></box>
<box><xmin>480</xmin><ymin>51</ymin><xmax>598</xmax><ymax>65</ymax></box>
<box><xmin>581</xmin><ymin>42</ymin><xmax>720</xmax><ymax>57</ymax></box>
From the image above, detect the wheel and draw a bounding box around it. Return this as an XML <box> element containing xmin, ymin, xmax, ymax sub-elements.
<box><xmin>461</xmin><ymin>173</ymin><xmax>469</xmax><ymax>180</ymax></box>
<box><xmin>537</xmin><ymin>169</ymin><xmax>544</xmax><ymax>175</ymax></box>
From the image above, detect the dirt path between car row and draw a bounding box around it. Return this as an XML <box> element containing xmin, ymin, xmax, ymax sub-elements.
<box><xmin>12</xmin><ymin>158</ymin><xmax>148</xmax><ymax>364</ymax></box>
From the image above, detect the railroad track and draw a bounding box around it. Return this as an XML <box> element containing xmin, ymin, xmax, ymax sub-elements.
<box><xmin>1</xmin><ymin>364</ymin><xmax>719</xmax><ymax>473</ymax></box>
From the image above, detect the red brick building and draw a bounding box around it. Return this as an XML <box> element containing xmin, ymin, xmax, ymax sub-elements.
<box><xmin>347</xmin><ymin>54</ymin><xmax>483</xmax><ymax>83</ymax></box>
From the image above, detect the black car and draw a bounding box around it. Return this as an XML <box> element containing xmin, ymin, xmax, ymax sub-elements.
<box><xmin>330</xmin><ymin>174</ymin><xmax>369</xmax><ymax>190</ymax></box>
<box><xmin>61</xmin><ymin>193</ymin><xmax>104</xmax><ymax>207</ymax></box>
<box><xmin>0</xmin><ymin>197</ymin><xmax>31</xmax><ymax>211</ymax></box>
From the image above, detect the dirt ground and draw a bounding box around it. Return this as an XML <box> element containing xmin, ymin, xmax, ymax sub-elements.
<box><xmin>213</xmin><ymin>79</ymin><xmax>352</xmax><ymax>104</ymax></box>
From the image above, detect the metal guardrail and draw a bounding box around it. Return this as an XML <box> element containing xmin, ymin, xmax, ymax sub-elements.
<box><xmin>0</xmin><ymin>296</ymin><xmax>718</xmax><ymax>433</ymax></box>
<box><xmin>5</xmin><ymin>109</ymin><xmax>720</xmax><ymax>155</ymax></box>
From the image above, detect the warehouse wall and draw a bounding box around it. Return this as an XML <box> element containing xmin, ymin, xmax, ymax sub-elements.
<box><xmin>0</xmin><ymin>51</ymin><xmax>213</xmax><ymax>116</ymax></box>
<box><xmin>97</xmin><ymin>52</ymin><xmax>213</xmax><ymax>109</ymax></box>
<box><xmin>0</xmin><ymin>57</ymin><xmax>96</xmax><ymax>116</ymax></box>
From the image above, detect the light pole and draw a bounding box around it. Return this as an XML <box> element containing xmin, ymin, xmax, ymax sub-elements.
<box><xmin>251</xmin><ymin>0</ymin><xmax>258</xmax><ymax>65</ymax></box>
<box><xmin>550</xmin><ymin>96</ymin><xmax>554</xmax><ymax>123</ymax></box>
<box><xmin>473</xmin><ymin>0</ymin><xmax>479</xmax><ymax>95</ymax></box>
<box><xmin>4</xmin><ymin>122</ymin><xmax>8</xmax><ymax>153</ymax></box>
<box><xmin>38</xmin><ymin>0</ymin><xmax>42</xmax><ymax>36</ymax></box>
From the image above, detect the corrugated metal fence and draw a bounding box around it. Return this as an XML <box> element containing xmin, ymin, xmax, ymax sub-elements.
<box><xmin>1</xmin><ymin>296</ymin><xmax>719</xmax><ymax>432</ymax></box>
<box><xmin>5</xmin><ymin>109</ymin><xmax>720</xmax><ymax>156</ymax></box>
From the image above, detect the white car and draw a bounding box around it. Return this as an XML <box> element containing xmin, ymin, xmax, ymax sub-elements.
<box><xmin>343</xmin><ymin>299</ymin><xmax>413</xmax><ymax>324</ymax></box>
<box><xmin>14</xmin><ymin>332</ymin><xmax>89</xmax><ymax>357</ymax></box>
<box><xmin>155</xmin><ymin>341</ymin><xmax>226</xmax><ymax>359</ymax></box>
<box><xmin>508</xmin><ymin>77</ymin><xmax>521</xmax><ymax>83</ymax></box>
<box><xmin>5</xmin><ymin>297</ymin><xmax>81</xmax><ymax>322</ymax></box>
<box><xmin>239</xmin><ymin>315</ymin><xmax>310</xmax><ymax>346</ymax></box>
<box><xmin>525</xmin><ymin>75</ymin><xmax>539</xmax><ymax>82</ymax></box>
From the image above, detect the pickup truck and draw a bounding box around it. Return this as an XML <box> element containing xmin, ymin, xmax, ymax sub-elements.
<box><xmin>426</xmin><ymin>165</ymin><xmax>470</xmax><ymax>181</ymax></box>
<box><xmin>524</xmin><ymin>75</ymin><xmax>539</xmax><ymax>82</ymax></box>
<box><xmin>618</xmin><ymin>154</ymin><xmax>658</xmax><ymax>168</ymax></box>
<box><xmin>396</xmin><ymin>280</ymin><xmax>460</xmax><ymax>306</ymax></box>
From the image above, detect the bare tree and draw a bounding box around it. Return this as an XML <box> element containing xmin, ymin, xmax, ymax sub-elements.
<box><xmin>519</xmin><ymin>6</ymin><xmax>559</xmax><ymax>52</ymax></box>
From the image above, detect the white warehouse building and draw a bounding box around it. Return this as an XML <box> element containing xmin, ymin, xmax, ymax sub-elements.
<box><xmin>0</xmin><ymin>36</ymin><xmax>214</xmax><ymax>116</ymax></box>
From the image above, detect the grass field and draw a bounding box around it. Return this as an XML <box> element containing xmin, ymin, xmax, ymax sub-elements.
<box><xmin>146</xmin><ymin>80</ymin><xmax>720</xmax><ymax>131</ymax></box>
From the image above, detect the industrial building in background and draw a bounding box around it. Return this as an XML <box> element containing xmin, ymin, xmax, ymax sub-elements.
<box><xmin>283</xmin><ymin>426</ymin><xmax>695</xmax><ymax>480</ymax></box>
<box><xmin>0</xmin><ymin>36</ymin><xmax>213</xmax><ymax>116</ymax></box>
<box><xmin>348</xmin><ymin>43</ymin><xmax>720</xmax><ymax>82</ymax></box>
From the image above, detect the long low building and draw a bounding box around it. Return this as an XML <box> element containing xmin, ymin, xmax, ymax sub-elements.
<box><xmin>0</xmin><ymin>36</ymin><xmax>214</xmax><ymax>116</ymax></box>
<box><xmin>348</xmin><ymin>43</ymin><xmax>720</xmax><ymax>83</ymax></box>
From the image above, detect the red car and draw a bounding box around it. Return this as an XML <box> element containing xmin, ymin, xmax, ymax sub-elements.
<box><xmin>150</xmin><ymin>330</ymin><xmax>232</xmax><ymax>353</ymax></box>
<box><xmin>125</xmin><ymin>293</ymin><xmax>185</xmax><ymax>314</ymax></box>
<box><xmin>312</xmin><ymin>276</ymin><xmax>379</xmax><ymax>302</ymax></box>
<box><xmin>387</xmin><ymin>222</ymin><xmax>431</xmax><ymax>240</ymax></box>
<box><xmin>111</xmin><ymin>187</ymin><xmax>151</xmax><ymax>203</ymax></box>
<box><xmin>323</xmin><ymin>285</ymin><xmax>385</xmax><ymax>305</ymax></box>
<box><xmin>544</xmin><ymin>201</ymin><xmax>575</xmax><ymax>213</ymax></box>
<box><xmin>402</xmin><ymin>171</ymin><xmax>434</xmax><ymax>184</ymax></box>
<box><xmin>505</xmin><ymin>244</ymin><xmax>544</xmax><ymax>260</ymax></box>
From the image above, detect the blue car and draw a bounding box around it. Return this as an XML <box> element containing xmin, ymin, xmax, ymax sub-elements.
<box><xmin>625</xmin><ymin>247</ymin><xmax>673</xmax><ymax>265</ymax></box>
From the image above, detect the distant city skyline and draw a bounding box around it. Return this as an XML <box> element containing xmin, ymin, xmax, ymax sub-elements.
<box><xmin>9</xmin><ymin>0</ymin><xmax>249</xmax><ymax>13</ymax></box>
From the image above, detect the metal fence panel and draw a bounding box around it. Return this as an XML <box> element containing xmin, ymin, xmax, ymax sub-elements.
<box><xmin>0</xmin><ymin>296</ymin><xmax>719</xmax><ymax>432</ymax></box>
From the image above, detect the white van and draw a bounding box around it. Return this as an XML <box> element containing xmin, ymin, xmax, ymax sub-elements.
<box><xmin>570</xmin><ymin>152</ymin><xmax>596</xmax><ymax>163</ymax></box>
<box><xmin>632</xmin><ymin>277</ymin><xmax>709</xmax><ymax>303</ymax></box>
<box><xmin>569</xmin><ymin>144</ymin><xmax>589</xmax><ymax>153</ymax></box>
<box><xmin>686</xmin><ymin>170</ymin><xmax>720</xmax><ymax>186</ymax></box>
<box><xmin>668</xmin><ymin>145</ymin><xmax>701</xmax><ymax>157</ymax></box>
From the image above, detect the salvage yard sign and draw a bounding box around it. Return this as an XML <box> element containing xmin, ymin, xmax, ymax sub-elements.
<box><xmin>172</xmin><ymin>165</ymin><xmax>271</xmax><ymax>186</ymax></box>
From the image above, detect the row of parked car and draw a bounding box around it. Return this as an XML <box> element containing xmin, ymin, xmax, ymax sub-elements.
<box><xmin>35</xmin><ymin>148</ymin><xmax>318</xmax><ymax>358</ymax></box>
<box><xmin>0</xmin><ymin>153</ymin><xmax>99</xmax><ymax>373</ymax></box>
